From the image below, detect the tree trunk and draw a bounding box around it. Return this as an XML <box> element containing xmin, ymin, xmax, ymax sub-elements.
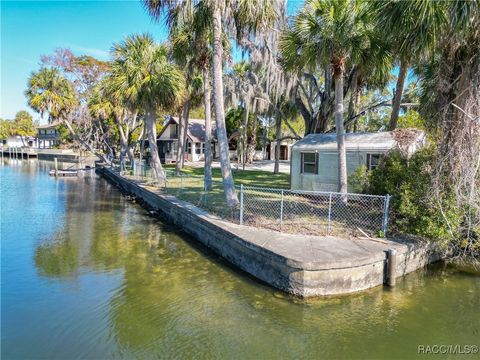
<box><xmin>61</xmin><ymin>118</ymin><xmax>109</xmax><ymax>164</ymax></box>
<box><xmin>115</xmin><ymin>114</ymin><xmax>129</xmax><ymax>167</ymax></box>
<box><xmin>273</xmin><ymin>115</ymin><xmax>281</xmax><ymax>174</ymax></box>
<box><xmin>389</xmin><ymin>59</ymin><xmax>408</xmax><ymax>130</ymax></box>
<box><xmin>140</xmin><ymin>123</ymin><xmax>146</xmax><ymax>163</ymax></box>
<box><xmin>175</xmin><ymin>105</ymin><xmax>187</xmax><ymax>175</ymax></box>
<box><xmin>241</xmin><ymin>97</ymin><xmax>250</xmax><ymax>170</ymax></box>
<box><xmin>145</xmin><ymin>108</ymin><xmax>165</xmax><ymax>183</ymax></box>
<box><xmin>212</xmin><ymin>6</ymin><xmax>238</xmax><ymax>206</ymax></box>
<box><xmin>246</xmin><ymin>99</ymin><xmax>258</xmax><ymax>164</ymax></box>
<box><xmin>334</xmin><ymin>68</ymin><xmax>347</xmax><ymax>194</ymax></box>
<box><xmin>352</xmin><ymin>88</ymin><xmax>361</xmax><ymax>132</ymax></box>
<box><xmin>347</xmin><ymin>71</ymin><xmax>359</xmax><ymax>133</ymax></box>
<box><xmin>130</xmin><ymin>125</ymin><xmax>144</xmax><ymax>163</ymax></box>
<box><xmin>181</xmin><ymin>101</ymin><xmax>190</xmax><ymax>169</ymax></box>
<box><xmin>203</xmin><ymin>66</ymin><xmax>213</xmax><ymax>191</ymax></box>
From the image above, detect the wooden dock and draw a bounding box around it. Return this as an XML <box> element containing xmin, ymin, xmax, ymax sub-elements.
<box><xmin>1</xmin><ymin>147</ymin><xmax>37</xmax><ymax>159</ymax></box>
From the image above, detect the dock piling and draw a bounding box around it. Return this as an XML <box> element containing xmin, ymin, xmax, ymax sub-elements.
<box><xmin>387</xmin><ymin>248</ymin><xmax>397</xmax><ymax>287</ymax></box>
<box><xmin>54</xmin><ymin>158</ymin><xmax>58</xmax><ymax>177</ymax></box>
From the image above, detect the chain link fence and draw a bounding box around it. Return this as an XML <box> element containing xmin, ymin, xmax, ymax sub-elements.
<box><xmin>238</xmin><ymin>185</ymin><xmax>389</xmax><ymax>237</ymax></box>
<box><xmin>113</xmin><ymin>162</ymin><xmax>390</xmax><ymax>237</ymax></box>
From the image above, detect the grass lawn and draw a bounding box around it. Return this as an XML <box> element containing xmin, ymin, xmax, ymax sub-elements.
<box><xmin>164</xmin><ymin>165</ymin><xmax>290</xmax><ymax>189</ymax></box>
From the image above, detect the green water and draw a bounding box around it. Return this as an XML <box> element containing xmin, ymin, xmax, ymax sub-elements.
<box><xmin>1</xmin><ymin>160</ymin><xmax>479</xmax><ymax>359</ymax></box>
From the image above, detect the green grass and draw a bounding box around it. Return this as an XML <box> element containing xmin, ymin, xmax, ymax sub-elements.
<box><xmin>164</xmin><ymin>165</ymin><xmax>290</xmax><ymax>189</ymax></box>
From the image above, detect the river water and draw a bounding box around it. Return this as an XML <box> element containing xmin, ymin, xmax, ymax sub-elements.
<box><xmin>1</xmin><ymin>160</ymin><xmax>479</xmax><ymax>359</ymax></box>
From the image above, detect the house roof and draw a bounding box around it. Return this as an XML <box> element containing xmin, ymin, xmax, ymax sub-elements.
<box><xmin>37</xmin><ymin>122</ymin><xmax>60</xmax><ymax>129</ymax></box>
<box><xmin>292</xmin><ymin>129</ymin><xmax>426</xmax><ymax>152</ymax></box>
<box><xmin>160</xmin><ymin>116</ymin><xmax>217</xmax><ymax>143</ymax></box>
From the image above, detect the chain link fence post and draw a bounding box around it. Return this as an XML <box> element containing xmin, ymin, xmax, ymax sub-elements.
<box><xmin>280</xmin><ymin>190</ymin><xmax>284</xmax><ymax>231</ymax></box>
<box><xmin>382</xmin><ymin>194</ymin><xmax>391</xmax><ymax>236</ymax></box>
<box><xmin>327</xmin><ymin>192</ymin><xmax>333</xmax><ymax>234</ymax></box>
<box><xmin>239</xmin><ymin>184</ymin><xmax>244</xmax><ymax>225</ymax></box>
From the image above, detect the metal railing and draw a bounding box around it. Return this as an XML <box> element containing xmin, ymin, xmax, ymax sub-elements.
<box><xmin>115</xmin><ymin>164</ymin><xmax>390</xmax><ymax>238</ymax></box>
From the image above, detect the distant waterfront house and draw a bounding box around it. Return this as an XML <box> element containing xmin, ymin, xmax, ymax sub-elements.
<box><xmin>1</xmin><ymin>135</ymin><xmax>38</xmax><ymax>148</ymax></box>
<box><xmin>37</xmin><ymin>123</ymin><xmax>61</xmax><ymax>148</ymax></box>
<box><xmin>157</xmin><ymin>116</ymin><xmax>217</xmax><ymax>163</ymax></box>
<box><xmin>290</xmin><ymin>130</ymin><xmax>426</xmax><ymax>192</ymax></box>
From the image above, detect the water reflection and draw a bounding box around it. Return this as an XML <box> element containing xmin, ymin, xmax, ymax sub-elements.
<box><xmin>1</xmin><ymin>160</ymin><xmax>479</xmax><ymax>360</ymax></box>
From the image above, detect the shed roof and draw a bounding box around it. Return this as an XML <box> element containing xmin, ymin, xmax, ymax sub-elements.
<box><xmin>292</xmin><ymin>130</ymin><xmax>425</xmax><ymax>152</ymax></box>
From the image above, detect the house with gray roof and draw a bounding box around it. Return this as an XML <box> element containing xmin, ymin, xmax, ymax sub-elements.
<box><xmin>290</xmin><ymin>129</ymin><xmax>426</xmax><ymax>192</ymax></box>
<box><xmin>37</xmin><ymin>123</ymin><xmax>61</xmax><ymax>148</ymax></box>
<box><xmin>157</xmin><ymin>116</ymin><xmax>217</xmax><ymax>163</ymax></box>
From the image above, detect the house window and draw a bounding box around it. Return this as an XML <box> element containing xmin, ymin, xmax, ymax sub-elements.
<box><xmin>186</xmin><ymin>141</ymin><xmax>192</xmax><ymax>154</ymax></box>
<box><xmin>201</xmin><ymin>143</ymin><xmax>205</xmax><ymax>154</ymax></box>
<box><xmin>195</xmin><ymin>142</ymin><xmax>202</xmax><ymax>154</ymax></box>
<box><xmin>367</xmin><ymin>154</ymin><xmax>381</xmax><ymax>171</ymax></box>
<box><xmin>301</xmin><ymin>152</ymin><xmax>318</xmax><ymax>174</ymax></box>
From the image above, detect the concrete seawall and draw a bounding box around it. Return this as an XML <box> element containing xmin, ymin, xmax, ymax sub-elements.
<box><xmin>96</xmin><ymin>167</ymin><xmax>442</xmax><ymax>297</ymax></box>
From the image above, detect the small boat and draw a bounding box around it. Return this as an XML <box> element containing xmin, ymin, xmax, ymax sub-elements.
<box><xmin>49</xmin><ymin>169</ymin><xmax>78</xmax><ymax>177</ymax></box>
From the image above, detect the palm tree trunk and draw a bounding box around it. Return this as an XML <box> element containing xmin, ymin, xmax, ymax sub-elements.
<box><xmin>181</xmin><ymin>101</ymin><xmax>190</xmax><ymax>169</ymax></box>
<box><xmin>203</xmin><ymin>67</ymin><xmax>213</xmax><ymax>191</ymax></box>
<box><xmin>246</xmin><ymin>99</ymin><xmax>258</xmax><ymax>164</ymax></box>
<box><xmin>389</xmin><ymin>59</ymin><xmax>408</xmax><ymax>130</ymax></box>
<box><xmin>274</xmin><ymin>116</ymin><xmax>281</xmax><ymax>174</ymax></box>
<box><xmin>145</xmin><ymin>108</ymin><xmax>165</xmax><ymax>183</ymax></box>
<box><xmin>175</xmin><ymin>109</ymin><xmax>185</xmax><ymax>175</ymax></box>
<box><xmin>334</xmin><ymin>68</ymin><xmax>347</xmax><ymax>194</ymax></box>
<box><xmin>241</xmin><ymin>97</ymin><xmax>250</xmax><ymax>170</ymax></box>
<box><xmin>212</xmin><ymin>6</ymin><xmax>238</xmax><ymax>206</ymax></box>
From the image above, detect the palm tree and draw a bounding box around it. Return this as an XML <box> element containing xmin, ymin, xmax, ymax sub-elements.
<box><xmin>26</xmin><ymin>66</ymin><xmax>111</xmax><ymax>162</ymax></box>
<box><xmin>143</xmin><ymin>0</ymin><xmax>277</xmax><ymax>206</ymax></box>
<box><xmin>282</xmin><ymin>0</ymin><xmax>371</xmax><ymax>194</ymax></box>
<box><xmin>372</xmin><ymin>0</ymin><xmax>447</xmax><ymax>130</ymax></box>
<box><xmin>25</xmin><ymin>67</ymin><xmax>78</xmax><ymax>124</ymax></box>
<box><xmin>110</xmin><ymin>34</ymin><xmax>185</xmax><ymax>182</ymax></box>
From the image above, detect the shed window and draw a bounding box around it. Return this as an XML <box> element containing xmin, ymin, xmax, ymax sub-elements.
<box><xmin>301</xmin><ymin>152</ymin><xmax>318</xmax><ymax>174</ymax></box>
<box><xmin>185</xmin><ymin>141</ymin><xmax>192</xmax><ymax>154</ymax></box>
<box><xmin>195</xmin><ymin>142</ymin><xmax>202</xmax><ymax>154</ymax></box>
<box><xmin>367</xmin><ymin>154</ymin><xmax>381</xmax><ymax>171</ymax></box>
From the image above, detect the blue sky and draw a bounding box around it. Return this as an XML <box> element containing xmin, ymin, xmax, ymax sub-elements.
<box><xmin>1</xmin><ymin>0</ymin><xmax>304</xmax><ymax>122</ymax></box>
<box><xmin>1</xmin><ymin>1</ymin><xmax>169</xmax><ymax>121</ymax></box>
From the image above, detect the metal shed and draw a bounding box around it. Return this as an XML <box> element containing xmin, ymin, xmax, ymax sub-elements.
<box><xmin>290</xmin><ymin>130</ymin><xmax>426</xmax><ymax>192</ymax></box>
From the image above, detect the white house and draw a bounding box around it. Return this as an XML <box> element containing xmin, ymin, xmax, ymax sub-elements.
<box><xmin>157</xmin><ymin>116</ymin><xmax>217</xmax><ymax>163</ymax></box>
<box><xmin>37</xmin><ymin>123</ymin><xmax>61</xmax><ymax>148</ymax></box>
<box><xmin>290</xmin><ymin>129</ymin><xmax>426</xmax><ymax>192</ymax></box>
<box><xmin>1</xmin><ymin>135</ymin><xmax>38</xmax><ymax>149</ymax></box>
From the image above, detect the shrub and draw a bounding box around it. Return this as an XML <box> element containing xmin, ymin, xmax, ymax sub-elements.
<box><xmin>355</xmin><ymin>147</ymin><xmax>464</xmax><ymax>243</ymax></box>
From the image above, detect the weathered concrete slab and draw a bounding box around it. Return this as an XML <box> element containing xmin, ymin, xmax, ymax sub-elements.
<box><xmin>96</xmin><ymin>167</ymin><xmax>441</xmax><ymax>297</ymax></box>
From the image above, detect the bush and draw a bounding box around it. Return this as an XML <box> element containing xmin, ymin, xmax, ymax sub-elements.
<box><xmin>353</xmin><ymin>148</ymin><xmax>464</xmax><ymax>242</ymax></box>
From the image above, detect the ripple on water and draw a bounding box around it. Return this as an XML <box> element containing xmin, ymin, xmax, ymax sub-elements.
<box><xmin>1</xmin><ymin>161</ymin><xmax>479</xmax><ymax>360</ymax></box>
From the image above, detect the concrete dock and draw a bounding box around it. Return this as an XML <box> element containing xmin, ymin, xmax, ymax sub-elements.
<box><xmin>97</xmin><ymin>166</ymin><xmax>441</xmax><ymax>297</ymax></box>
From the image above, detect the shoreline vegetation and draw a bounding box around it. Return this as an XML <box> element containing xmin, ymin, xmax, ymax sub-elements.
<box><xmin>4</xmin><ymin>0</ymin><xmax>477</xmax><ymax>261</ymax></box>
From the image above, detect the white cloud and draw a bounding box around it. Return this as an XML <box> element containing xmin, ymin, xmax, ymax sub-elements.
<box><xmin>70</xmin><ymin>45</ymin><xmax>110</xmax><ymax>60</ymax></box>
